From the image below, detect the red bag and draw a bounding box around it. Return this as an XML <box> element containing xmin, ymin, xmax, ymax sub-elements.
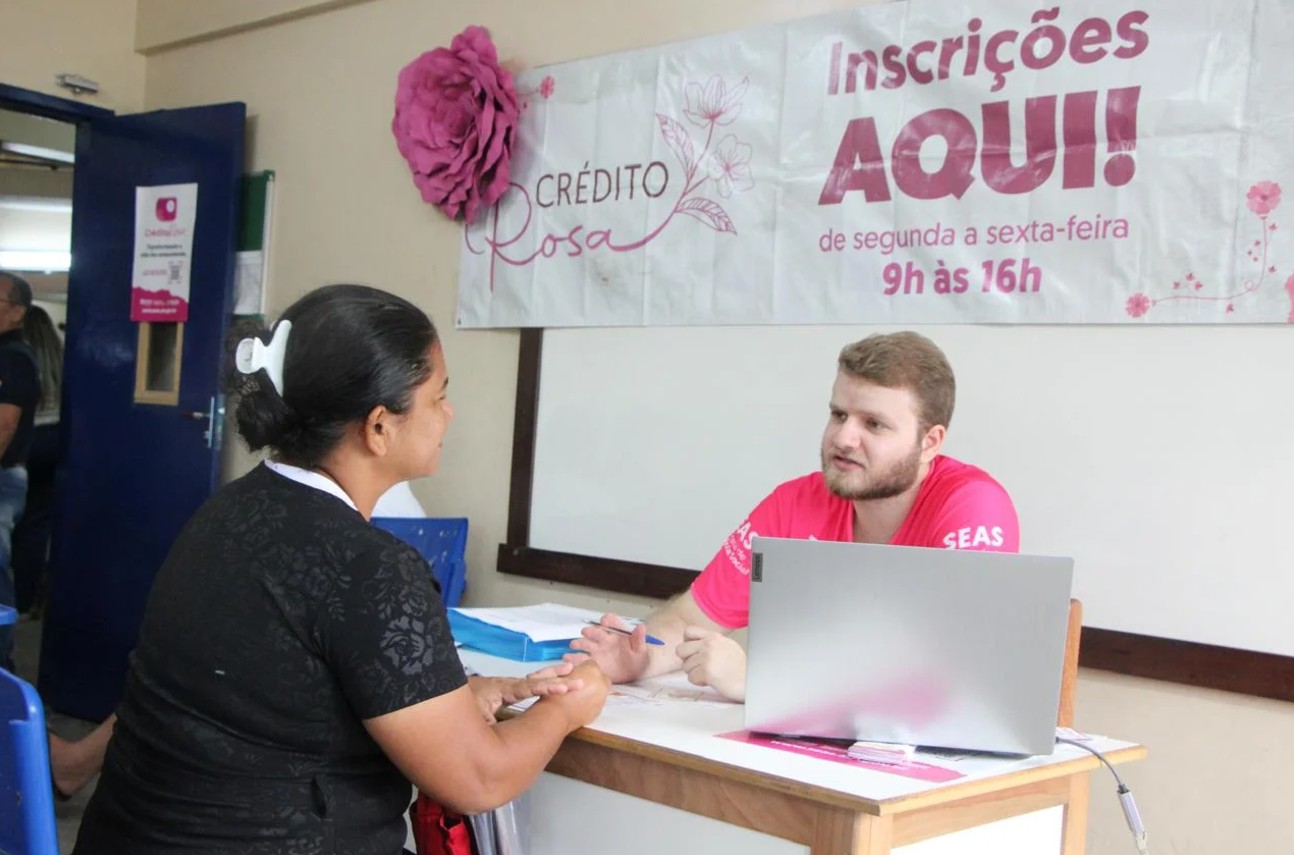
<box><xmin>410</xmin><ymin>792</ymin><xmax>474</xmax><ymax>855</ymax></box>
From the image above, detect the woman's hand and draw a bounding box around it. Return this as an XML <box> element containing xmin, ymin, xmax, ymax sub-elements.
<box><xmin>468</xmin><ymin>662</ymin><xmax>586</xmax><ymax>723</ymax></box>
<box><xmin>535</xmin><ymin>660</ymin><xmax>611</xmax><ymax>730</ymax></box>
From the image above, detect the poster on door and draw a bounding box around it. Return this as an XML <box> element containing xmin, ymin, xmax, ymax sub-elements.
<box><xmin>130</xmin><ymin>183</ymin><xmax>198</xmax><ymax>322</ymax></box>
<box><xmin>457</xmin><ymin>0</ymin><xmax>1294</xmax><ymax>327</ymax></box>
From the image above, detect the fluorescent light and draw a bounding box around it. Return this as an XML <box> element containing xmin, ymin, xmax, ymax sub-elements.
<box><xmin>0</xmin><ymin>196</ymin><xmax>72</xmax><ymax>213</ymax></box>
<box><xmin>0</xmin><ymin>250</ymin><xmax>71</xmax><ymax>271</ymax></box>
<box><xmin>0</xmin><ymin>142</ymin><xmax>75</xmax><ymax>164</ymax></box>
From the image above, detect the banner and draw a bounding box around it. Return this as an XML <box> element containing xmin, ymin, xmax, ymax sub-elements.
<box><xmin>456</xmin><ymin>0</ymin><xmax>1294</xmax><ymax>327</ymax></box>
<box><xmin>131</xmin><ymin>183</ymin><xmax>197</xmax><ymax>322</ymax></box>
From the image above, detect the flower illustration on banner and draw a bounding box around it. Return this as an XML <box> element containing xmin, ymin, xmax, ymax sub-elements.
<box><xmin>1247</xmin><ymin>181</ymin><xmax>1281</xmax><ymax>217</ymax></box>
<box><xmin>463</xmin><ymin>73</ymin><xmax>755</xmax><ymax>291</ymax></box>
<box><xmin>517</xmin><ymin>74</ymin><xmax>556</xmax><ymax>108</ymax></box>
<box><xmin>683</xmin><ymin>76</ymin><xmax>749</xmax><ymax>127</ymax></box>
<box><xmin>1125</xmin><ymin>293</ymin><xmax>1151</xmax><ymax>318</ymax></box>
<box><xmin>1127</xmin><ymin>180</ymin><xmax>1291</xmax><ymax>321</ymax></box>
<box><xmin>391</xmin><ymin>26</ymin><xmax>519</xmax><ymax>223</ymax></box>
<box><xmin>652</xmin><ymin>75</ymin><xmax>755</xmax><ymax>237</ymax></box>
<box><xmin>708</xmin><ymin>135</ymin><xmax>755</xmax><ymax>199</ymax></box>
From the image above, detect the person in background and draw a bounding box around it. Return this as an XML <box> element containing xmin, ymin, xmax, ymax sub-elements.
<box><xmin>0</xmin><ymin>271</ymin><xmax>40</xmax><ymax>672</ymax></box>
<box><xmin>48</xmin><ymin>718</ymin><xmax>115</xmax><ymax>800</ymax></box>
<box><xmin>72</xmin><ymin>284</ymin><xmax>609</xmax><ymax>854</ymax></box>
<box><xmin>569</xmin><ymin>331</ymin><xmax>1019</xmax><ymax>701</ymax></box>
<box><xmin>12</xmin><ymin>303</ymin><xmax>62</xmax><ymax>617</ymax></box>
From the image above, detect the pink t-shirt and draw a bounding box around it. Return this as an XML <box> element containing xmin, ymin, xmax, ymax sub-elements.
<box><xmin>690</xmin><ymin>455</ymin><xmax>1020</xmax><ymax>629</ymax></box>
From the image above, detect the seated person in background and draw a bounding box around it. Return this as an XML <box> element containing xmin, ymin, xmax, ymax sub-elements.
<box><xmin>72</xmin><ymin>284</ymin><xmax>609</xmax><ymax>854</ymax></box>
<box><xmin>48</xmin><ymin>716</ymin><xmax>115</xmax><ymax>800</ymax></box>
<box><xmin>569</xmin><ymin>331</ymin><xmax>1018</xmax><ymax>701</ymax></box>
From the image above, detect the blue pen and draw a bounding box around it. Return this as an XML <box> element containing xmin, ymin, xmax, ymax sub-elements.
<box><xmin>584</xmin><ymin>619</ymin><xmax>665</xmax><ymax>646</ymax></box>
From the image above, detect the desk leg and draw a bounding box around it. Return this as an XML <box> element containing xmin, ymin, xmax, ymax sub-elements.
<box><xmin>1060</xmin><ymin>771</ymin><xmax>1091</xmax><ymax>855</ymax></box>
<box><xmin>812</xmin><ymin>807</ymin><xmax>893</xmax><ymax>855</ymax></box>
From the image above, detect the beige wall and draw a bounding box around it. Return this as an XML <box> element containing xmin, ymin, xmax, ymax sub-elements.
<box><xmin>0</xmin><ymin>0</ymin><xmax>144</xmax><ymax>112</ymax></box>
<box><xmin>38</xmin><ymin>0</ymin><xmax>1281</xmax><ymax>851</ymax></box>
<box><xmin>133</xmin><ymin>0</ymin><xmax>376</xmax><ymax>54</ymax></box>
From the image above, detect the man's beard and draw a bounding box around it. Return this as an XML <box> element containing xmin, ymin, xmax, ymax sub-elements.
<box><xmin>821</xmin><ymin>444</ymin><xmax>923</xmax><ymax>501</ymax></box>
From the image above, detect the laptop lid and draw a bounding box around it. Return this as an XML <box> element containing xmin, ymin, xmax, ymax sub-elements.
<box><xmin>744</xmin><ymin>537</ymin><xmax>1074</xmax><ymax>756</ymax></box>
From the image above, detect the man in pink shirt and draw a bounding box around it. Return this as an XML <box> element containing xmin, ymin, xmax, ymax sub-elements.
<box><xmin>568</xmin><ymin>331</ymin><xmax>1019</xmax><ymax>700</ymax></box>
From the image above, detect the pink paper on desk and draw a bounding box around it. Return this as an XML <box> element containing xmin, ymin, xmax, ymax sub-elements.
<box><xmin>717</xmin><ymin>730</ymin><xmax>964</xmax><ymax>783</ymax></box>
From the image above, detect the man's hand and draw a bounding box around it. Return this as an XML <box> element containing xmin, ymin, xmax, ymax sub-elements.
<box><xmin>565</xmin><ymin>613</ymin><xmax>652</xmax><ymax>684</ymax></box>
<box><xmin>676</xmin><ymin>626</ymin><xmax>747</xmax><ymax>701</ymax></box>
<box><xmin>468</xmin><ymin>662</ymin><xmax>586</xmax><ymax>723</ymax></box>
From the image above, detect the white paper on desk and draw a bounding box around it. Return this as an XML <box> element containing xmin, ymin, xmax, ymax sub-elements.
<box><xmin>452</xmin><ymin>602</ymin><xmax>610</xmax><ymax>642</ymax></box>
<box><xmin>612</xmin><ymin>681</ymin><xmax>733</xmax><ymax>707</ymax></box>
<box><xmin>508</xmin><ymin>691</ymin><xmax>666</xmax><ymax>714</ymax></box>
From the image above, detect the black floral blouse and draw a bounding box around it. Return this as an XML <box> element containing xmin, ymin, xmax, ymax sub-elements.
<box><xmin>73</xmin><ymin>464</ymin><xmax>466</xmax><ymax>854</ymax></box>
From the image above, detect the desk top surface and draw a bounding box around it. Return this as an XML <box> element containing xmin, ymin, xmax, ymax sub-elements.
<box><xmin>460</xmin><ymin>649</ymin><xmax>1146</xmax><ymax>811</ymax></box>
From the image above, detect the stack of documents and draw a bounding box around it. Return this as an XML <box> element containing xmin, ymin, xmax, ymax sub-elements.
<box><xmin>847</xmin><ymin>741</ymin><xmax>917</xmax><ymax>765</ymax></box>
<box><xmin>448</xmin><ymin>602</ymin><xmax>608</xmax><ymax>661</ymax></box>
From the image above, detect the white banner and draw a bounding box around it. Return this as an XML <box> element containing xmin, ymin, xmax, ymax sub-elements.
<box><xmin>131</xmin><ymin>183</ymin><xmax>198</xmax><ymax>322</ymax></box>
<box><xmin>457</xmin><ymin>0</ymin><xmax>1294</xmax><ymax>327</ymax></box>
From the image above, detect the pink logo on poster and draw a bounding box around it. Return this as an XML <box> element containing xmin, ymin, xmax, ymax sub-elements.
<box><xmin>155</xmin><ymin>196</ymin><xmax>178</xmax><ymax>222</ymax></box>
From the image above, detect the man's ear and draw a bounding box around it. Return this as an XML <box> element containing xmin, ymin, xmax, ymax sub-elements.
<box><xmin>920</xmin><ymin>424</ymin><xmax>946</xmax><ymax>463</ymax></box>
<box><xmin>362</xmin><ymin>405</ymin><xmax>392</xmax><ymax>456</ymax></box>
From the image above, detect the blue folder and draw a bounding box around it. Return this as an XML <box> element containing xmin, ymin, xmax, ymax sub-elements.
<box><xmin>447</xmin><ymin>609</ymin><xmax>576</xmax><ymax>662</ymax></box>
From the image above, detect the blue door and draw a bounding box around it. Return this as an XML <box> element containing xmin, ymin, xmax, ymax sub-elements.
<box><xmin>31</xmin><ymin>103</ymin><xmax>246</xmax><ymax>720</ymax></box>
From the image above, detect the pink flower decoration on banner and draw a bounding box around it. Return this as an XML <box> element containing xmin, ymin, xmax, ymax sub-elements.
<box><xmin>1137</xmin><ymin>177</ymin><xmax>1284</xmax><ymax>318</ymax></box>
<box><xmin>392</xmin><ymin>26</ymin><xmax>519</xmax><ymax>222</ymax></box>
<box><xmin>539</xmin><ymin>75</ymin><xmax>555</xmax><ymax>99</ymax></box>
<box><xmin>683</xmin><ymin>75</ymin><xmax>749</xmax><ymax>128</ymax></box>
<box><xmin>707</xmin><ymin>135</ymin><xmax>755</xmax><ymax>199</ymax></box>
<box><xmin>1246</xmin><ymin>181</ymin><xmax>1281</xmax><ymax>217</ymax></box>
<box><xmin>1125</xmin><ymin>293</ymin><xmax>1152</xmax><ymax>318</ymax></box>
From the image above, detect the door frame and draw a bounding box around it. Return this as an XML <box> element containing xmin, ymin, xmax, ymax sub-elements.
<box><xmin>0</xmin><ymin>81</ymin><xmax>113</xmax><ymax>564</ymax></box>
<box><xmin>0</xmin><ymin>83</ymin><xmax>114</xmax><ymax>123</ymax></box>
<box><xmin>0</xmin><ymin>82</ymin><xmax>116</xmax><ymax>432</ymax></box>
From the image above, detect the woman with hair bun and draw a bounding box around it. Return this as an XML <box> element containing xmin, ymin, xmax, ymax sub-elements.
<box><xmin>72</xmin><ymin>284</ymin><xmax>608</xmax><ymax>854</ymax></box>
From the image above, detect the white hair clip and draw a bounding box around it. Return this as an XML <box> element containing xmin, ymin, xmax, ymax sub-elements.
<box><xmin>235</xmin><ymin>319</ymin><xmax>293</xmax><ymax>397</ymax></box>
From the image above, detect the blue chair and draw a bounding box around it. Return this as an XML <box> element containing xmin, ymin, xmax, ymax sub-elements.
<box><xmin>0</xmin><ymin>604</ymin><xmax>59</xmax><ymax>855</ymax></box>
<box><xmin>371</xmin><ymin>518</ymin><xmax>469</xmax><ymax>608</ymax></box>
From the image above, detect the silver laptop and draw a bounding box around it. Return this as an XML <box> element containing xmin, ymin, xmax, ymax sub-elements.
<box><xmin>744</xmin><ymin>537</ymin><xmax>1074</xmax><ymax>756</ymax></box>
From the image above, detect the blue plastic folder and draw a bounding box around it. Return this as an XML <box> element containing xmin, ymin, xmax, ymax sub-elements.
<box><xmin>447</xmin><ymin>609</ymin><xmax>575</xmax><ymax>662</ymax></box>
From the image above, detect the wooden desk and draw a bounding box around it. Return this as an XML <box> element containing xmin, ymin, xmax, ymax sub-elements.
<box><xmin>462</xmin><ymin>651</ymin><xmax>1146</xmax><ymax>855</ymax></box>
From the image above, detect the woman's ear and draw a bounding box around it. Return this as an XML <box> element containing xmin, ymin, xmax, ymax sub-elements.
<box><xmin>362</xmin><ymin>405</ymin><xmax>392</xmax><ymax>456</ymax></box>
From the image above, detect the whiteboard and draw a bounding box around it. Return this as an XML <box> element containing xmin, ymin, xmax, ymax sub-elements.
<box><xmin>531</xmin><ymin>324</ymin><xmax>1294</xmax><ymax>657</ymax></box>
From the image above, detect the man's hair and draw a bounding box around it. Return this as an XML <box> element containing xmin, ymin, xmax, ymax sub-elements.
<box><xmin>837</xmin><ymin>331</ymin><xmax>955</xmax><ymax>432</ymax></box>
<box><xmin>0</xmin><ymin>271</ymin><xmax>33</xmax><ymax>308</ymax></box>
